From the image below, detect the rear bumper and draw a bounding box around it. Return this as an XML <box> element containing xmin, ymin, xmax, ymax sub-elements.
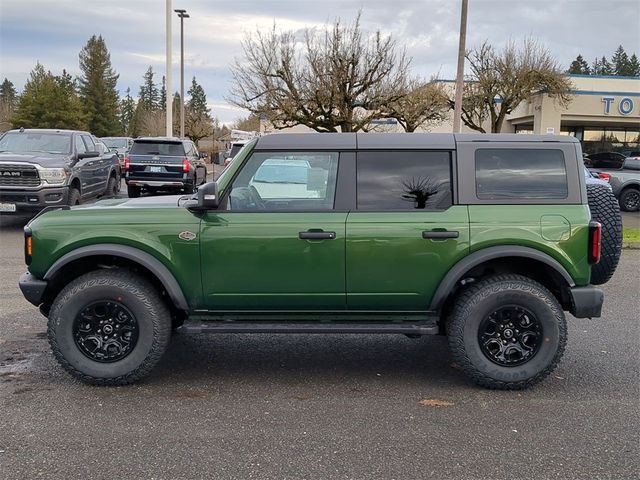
<box><xmin>570</xmin><ymin>285</ymin><xmax>604</xmax><ymax>318</ymax></box>
<box><xmin>0</xmin><ymin>186</ymin><xmax>69</xmax><ymax>213</ymax></box>
<box><xmin>19</xmin><ymin>272</ymin><xmax>47</xmax><ymax>307</ymax></box>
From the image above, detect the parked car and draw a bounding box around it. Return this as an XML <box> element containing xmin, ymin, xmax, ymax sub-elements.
<box><xmin>584</xmin><ymin>166</ymin><xmax>611</xmax><ymax>189</ymax></box>
<box><xmin>224</xmin><ymin>140</ymin><xmax>248</xmax><ymax>167</ymax></box>
<box><xmin>101</xmin><ymin>137</ymin><xmax>133</xmax><ymax>165</ymax></box>
<box><xmin>0</xmin><ymin>128</ymin><xmax>120</xmax><ymax>214</ymax></box>
<box><xmin>595</xmin><ymin>157</ymin><xmax>640</xmax><ymax>211</ymax></box>
<box><xmin>584</xmin><ymin>151</ymin><xmax>626</xmax><ymax>169</ymax></box>
<box><xmin>124</xmin><ymin>137</ymin><xmax>207</xmax><ymax>198</ymax></box>
<box><xmin>19</xmin><ymin>133</ymin><xmax>622</xmax><ymax>390</ymax></box>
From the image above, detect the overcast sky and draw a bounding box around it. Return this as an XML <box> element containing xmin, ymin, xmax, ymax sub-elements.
<box><xmin>1</xmin><ymin>0</ymin><xmax>639</xmax><ymax>124</ymax></box>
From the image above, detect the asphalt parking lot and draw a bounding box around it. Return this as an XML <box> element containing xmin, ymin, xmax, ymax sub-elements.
<box><xmin>0</xmin><ymin>193</ymin><xmax>639</xmax><ymax>479</ymax></box>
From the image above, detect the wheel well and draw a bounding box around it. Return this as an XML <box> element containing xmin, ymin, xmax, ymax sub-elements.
<box><xmin>70</xmin><ymin>177</ymin><xmax>81</xmax><ymax>192</ymax></box>
<box><xmin>41</xmin><ymin>255</ymin><xmax>187</xmax><ymax>322</ymax></box>
<box><xmin>439</xmin><ymin>256</ymin><xmax>572</xmax><ymax>325</ymax></box>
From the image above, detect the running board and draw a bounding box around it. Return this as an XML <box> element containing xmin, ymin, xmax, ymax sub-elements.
<box><xmin>177</xmin><ymin>321</ymin><xmax>439</xmax><ymax>335</ymax></box>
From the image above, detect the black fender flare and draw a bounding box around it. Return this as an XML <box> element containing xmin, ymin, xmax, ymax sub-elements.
<box><xmin>429</xmin><ymin>246</ymin><xmax>575</xmax><ymax>311</ymax></box>
<box><xmin>43</xmin><ymin>244</ymin><xmax>189</xmax><ymax>311</ymax></box>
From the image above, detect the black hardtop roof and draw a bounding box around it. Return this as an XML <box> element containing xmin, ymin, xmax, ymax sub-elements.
<box><xmin>253</xmin><ymin>132</ymin><xmax>579</xmax><ymax>150</ymax></box>
<box><xmin>5</xmin><ymin>128</ymin><xmax>90</xmax><ymax>136</ymax></box>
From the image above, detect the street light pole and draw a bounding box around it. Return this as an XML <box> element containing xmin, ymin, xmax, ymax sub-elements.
<box><xmin>165</xmin><ymin>0</ymin><xmax>173</xmax><ymax>137</ymax></box>
<box><xmin>174</xmin><ymin>9</ymin><xmax>189</xmax><ymax>139</ymax></box>
<box><xmin>453</xmin><ymin>0</ymin><xmax>469</xmax><ymax>133</ymax></box>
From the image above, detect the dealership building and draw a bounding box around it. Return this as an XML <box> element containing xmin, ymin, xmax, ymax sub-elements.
<box><xmin>260</xmin><ymin>74</ymin><xmax>639</xmax><ymax>155</ymax></box>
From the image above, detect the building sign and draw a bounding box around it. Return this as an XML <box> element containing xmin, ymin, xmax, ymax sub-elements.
<box><xmin>601</xmin><ymin>96</ymin><xmax>637</xmax><ymax>115</ymax></box>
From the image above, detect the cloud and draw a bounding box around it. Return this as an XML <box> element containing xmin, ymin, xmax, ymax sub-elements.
<box><xmin>1</xmin><ymin>0</ymin><xmax>639</xmax><ymax>125</ymax></box>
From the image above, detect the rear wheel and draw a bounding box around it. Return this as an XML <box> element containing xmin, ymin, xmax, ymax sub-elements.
<box><xmin>47</xmin><ymin>269</ymin><xmax>171</xmax><ymax>385</ymax></box>
<box><xmin>127</xmin><ymin>185</ymin><xmax>141</xmax><ymax>198</ymax></box>
<box><xmin>106</xmin><ymin>176</ymin><xmax>118</xmax><ymax>197</ymax></box>
<box><xmin>587</xmin><ymin>183</ymin><xmax>622</xmax><ymax>284</ymax></box>
<box><xmin>619</xmin><ymin>187</ymin><xmax>640</xmax><ymax>212</ymax></box>
<box><xmin>447</xmin><ymin>274</ymin><xmax>566</xmax><ymax>390</ymax></box>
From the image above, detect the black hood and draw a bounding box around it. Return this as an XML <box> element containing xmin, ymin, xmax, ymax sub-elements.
<box><xmin>0</xmin><ymin>152</ymin><xmax>69</xmax><ymax>168</ymax></box>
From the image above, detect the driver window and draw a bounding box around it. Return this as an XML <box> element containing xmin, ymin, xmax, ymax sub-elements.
<box><xmin>228</xmin><ymin>151</ymin><xmax>339</xmax><ymax>211</ymax></box>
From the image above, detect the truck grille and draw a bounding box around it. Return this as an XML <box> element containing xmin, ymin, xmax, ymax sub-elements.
<box><xmin>0</xmin><ymin>164</ymin><xmax>40</xmax><ymax>187</ymax></box>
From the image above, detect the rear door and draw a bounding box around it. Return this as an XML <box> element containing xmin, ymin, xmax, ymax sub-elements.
<box><xmin>346</xmin><ymin>150</ymin><xmax>470</xmax><ymax>311</ymax></box>
<box><xmin>200</xmin><ymin>149</ymin><xmax>347</xmax><ymax>311</ymax></box>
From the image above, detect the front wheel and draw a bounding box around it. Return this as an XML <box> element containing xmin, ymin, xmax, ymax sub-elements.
<box><xmin>47</xmin><ymin>269</ymin><xmax>172</xmax><ymax>385</ymax></box>
<box><xmin>447</xmin><ymin>274</ymin><xmax>567</xmax><ymax>390</ymax></box>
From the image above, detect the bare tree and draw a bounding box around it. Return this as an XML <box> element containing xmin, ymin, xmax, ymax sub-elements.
<box><xmin>232</xmin><ymin>113</ymin><xmax>261</xmax><ymax>132</ymax></box>
<box><xmin>453</xmin><ymin>39</ymin><xmax>573</xmax><ymax>133</ymax></box>
<box><xmin>229</xmin><ymin>14</ymin><xmax>410</xmax><ymax>132</ymax></box>
<box><xmin>184</xmin><ymin>107</ymin><xmax>213</xmax><ymax>144</ymax></box>
<box><xmin>382</xmin><ymin>78</ymin><xmax>449</xmax><ymax>132</ymax></box>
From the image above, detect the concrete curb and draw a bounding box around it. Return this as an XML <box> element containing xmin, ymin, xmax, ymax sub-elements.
<box><xmin>622</xmin><ymin>243</ymin><xmax>640</xmax><ymax>250</ymax></box>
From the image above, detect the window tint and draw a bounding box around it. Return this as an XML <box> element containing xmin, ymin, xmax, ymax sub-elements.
<box><xmin>475</xmin><ymin>149</ymin><xmax>568</xmax><ymax>199</ymax></box>
<box><xmin>130</xmin><ymin>141</ymin><xmax>185</xmax><ymax>156</ymax></box>
<box><xmin>82</xmin><ymin>135</ymin><xmax>95</xmax><ymax>151</ymax></box>
<box><xmin>228</xmin><ymin>152</ymin><xmax>339</xmax><ymax>211</ymax></box>
<box><xmin>75</xmin><ymin>135</ymin><xmax>87</xmax><ymax>154</ymax></box>
<box><xmin>356</xmin><ymin>151</ymin><xmax>452</xmax><ymax>210</ymax></box>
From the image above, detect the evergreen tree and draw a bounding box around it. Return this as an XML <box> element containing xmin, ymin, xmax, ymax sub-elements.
<box><xmin>611</xmin><ymin>45</ymin><xmax>633</xmax><ymax>76</ymax></box>
<box><xmin>628</xmin><ymin>54</ymin><xmax>640</xmax><ymax>77</ymax></box>
<box><xmin>0</xmin><ymin>78</ymin><xmax>18</xmax><ymax>132</ymax></box>
<box><xmin>187</xmin><ymin>77</ymin><xmax>209</xmax><ymax>114</ymax></box>
<box><xmin>119</xmin><ymin>87</ymin><xmax>136</xmax><ymax>135</ymax></box>
<box><xmin>138</xmin><ymin>66</ymin><xmax>159</xmax><ymax>111</ymax></box>
<box><xmin>567</xmin><ymin>54</ymin><xmax>590</xmax><ymax>74</ymax></box>
<box><xmin>78</xmin><ymin>35</ymin><xmax>121</xmax><ymax>136</ymax></box>
<box><xmin>11</xmin><ymin>63</ymin><xmax>86</xmax><ymax>129</ymax></box>
<box><xmin>172</xmin><ymin>92</ymin><xmax>181</xmax><ymax>133</ymax></box>
<box><xmin>159</xmin><ymin>76</ymin><xmax>167</xmax><ymax>112</ymax></box>
<box><xmin>592</xmin><ymin>56</ymin><xmax>613</xmax><ymax>75</ymax></box>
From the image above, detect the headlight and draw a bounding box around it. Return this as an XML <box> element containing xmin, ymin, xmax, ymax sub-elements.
<box><xmin>40</xmin><ymin>168</ymin><xmax>68</xmax><ymax>185</ymax></box>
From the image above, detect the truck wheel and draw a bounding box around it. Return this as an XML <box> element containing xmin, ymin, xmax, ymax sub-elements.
<box><xmin>47</xmin><ymin>269</ymin><xmax>171</xmax><ymax>385</ymax></box>
<box><xmin>447</xmin><ymin>274</ymin><xmax>566</xmax><ymax>390</ymax></box>
<box><xmin>587</xmin><ymin>184</ymin><xmax>622</xmax><ymax>285</ymax></box>
<box><xmin>183</xmin><ymin>184</ymin><xmax>195</xmax><ymax>194</ymax></box>
<box><xmin>619</xmin><ymin>187</ymin><xmax>640</xmax><ymax>212</ymax></box>
<box><xmin>106</xmin><ymin>176</ymin><xmax>118</xmax><ymax>197</ymax></box>
<box><xmin>68</xmin><ymin>187</ymin><xmax>81</xmax><ymax>206</ymax></box>
<box><xmin>127</xmin><ymin>185</ymin><xmax>140</xmax><ymax>198</ymax></box>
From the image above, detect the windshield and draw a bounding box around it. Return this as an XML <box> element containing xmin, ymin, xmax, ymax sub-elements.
<box><xmin>102</xmin><ymin>138</ymin><xmax>129</xmax><ymax>149</ymax></box>
<box><xmin>0</xmin><ymin>132</ymin><xmax>72</xmax><ymax>155</ymax></box>
<box><xmin>129</xmin><ymin>141</ymin><xmax>185</xmax><ymax>156</ymax></box>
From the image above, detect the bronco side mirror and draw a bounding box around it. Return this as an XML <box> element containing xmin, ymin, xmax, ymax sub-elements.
<box><xmin>196</xmin><ymin>181</ymin><xmax>219</xmax><ymax>209</ymax></box>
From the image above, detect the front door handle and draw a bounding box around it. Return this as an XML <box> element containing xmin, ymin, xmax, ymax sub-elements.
<box><xmin>422</xmin><ymin>230</ymin><xmax>459</xmax><ymax>239</ymax></box>
<box><xmin>299</xmin><ymin>231</ymin><xmax>336</xmax><ymax>240</ymax></box>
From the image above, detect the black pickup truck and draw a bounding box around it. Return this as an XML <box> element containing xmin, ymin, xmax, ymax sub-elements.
<box><xmin>124</xmin><ymin>137</ymin><xmax>207</xmax><ymax>198</ymax></box>
<box><xmin>0</xmin><ymin>128</ymin><xmax>120</xmax><ymax>214</ymax></box>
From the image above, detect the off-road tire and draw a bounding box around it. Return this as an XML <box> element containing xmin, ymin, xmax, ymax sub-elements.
<box><xmin>587</xmin><ymin>183</ymin><xmax>622</xmax><ymax>284</ymax></box>
<box><xmin>68</xmin><ymin>187</ymin><xmax>81</xmax><ymax>206</ymax></box>
<box><xmin>127</xmin><ymin>185</ymin><xmax>141</xmax><ymax>198</ymax></box>
<box><xmin>447</xmin><ymin>274</ymin><xmax>567</xmax><ymax>390</ymax></box>
<box><xmin>47</xmin><ymin>269</ymin><xmax>171</xmax><ymax>385</ymax></box>
<box><xmin>619</xmin><ymin>187</ymin><xmax>640</xmax><ymax>212</ymax></box>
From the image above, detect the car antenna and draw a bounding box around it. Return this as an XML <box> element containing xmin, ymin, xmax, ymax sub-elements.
<box><xmin>19</xmin><ymin>126</ymin><xmax>24</xmax><ymax>133</ymax></box>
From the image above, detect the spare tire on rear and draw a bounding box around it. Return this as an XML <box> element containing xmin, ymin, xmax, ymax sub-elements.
<box><xmin>587</xmin><ymin>183</ymin><xmax>622</xmax><ymax>285</ymax></box>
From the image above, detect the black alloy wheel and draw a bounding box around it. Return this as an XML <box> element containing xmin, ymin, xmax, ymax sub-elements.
<box><xmin>478</xmin><ymin>305</ymin><xmax>542</xmax><ymax>367</ymax></box>
<box><xmin>73</xmin><ymin>301</ymin><xmax>139</xmax><ymax>363</ymax></box>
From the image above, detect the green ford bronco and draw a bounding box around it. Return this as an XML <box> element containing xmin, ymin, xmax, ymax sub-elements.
<box><xmin>19</xmin><ymin>133</ymin><xmax>622</xmax><ymax>389</ymax></box>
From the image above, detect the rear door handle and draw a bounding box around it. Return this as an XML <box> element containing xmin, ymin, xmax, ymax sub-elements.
<box><xmin>422</xmin><ymin>230</ymin><xmax>459</xmax><ymax>239</ymax></box>
<box><xmin>299</xmin><ymin>231</ymin><xmax>336</xmax><ymax>240</ymax></box>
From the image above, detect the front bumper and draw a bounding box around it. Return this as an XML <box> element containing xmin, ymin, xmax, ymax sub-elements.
<box><xmin>19</xmin><ymin>272</ymin><xmax>47</xmax><ymax>307</ymax></box>
<box><xmin>0</xmin><ymin>186</ymin><xmax>69</xmax><ymax>213</ymax></box>
<box><xmin>570</xmin><ymin>285</ymin><xmax>604</xmax><ymax>318</ymax></box>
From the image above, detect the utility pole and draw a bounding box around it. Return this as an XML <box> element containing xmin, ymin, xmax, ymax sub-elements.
<box><xmin>175</xmin><ymin>9</ymin><xmax>189</xmax><ymax>139</ymax></box>
<box><xmin>165</xmin><ymin>0</ymin><xmax>173</xmax><ymax>137</ymax></box>
<box><xmin>453</xmin><ymin>0</ymin><xmax>469</xmax><ymax>133</ymax></box>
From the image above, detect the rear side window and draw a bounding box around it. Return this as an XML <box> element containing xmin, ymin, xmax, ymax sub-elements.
<box><xmin>130</xmin><ymin>142</ymin><xmax>185</xmax><ymax>156</ymax></box>
<box><xmin>356</xmin><ymin>151</ymin><xmax>452</xmax><ymax>210</ymax></box>
<box><xmin>475</xmin><ymin>149</ymin><xmax>568</xmax><ymax>200</ymax></box>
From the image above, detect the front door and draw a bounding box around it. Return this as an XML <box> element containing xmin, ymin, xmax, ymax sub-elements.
<box><xmin>346</xmin><ymin>150</ymin><xmax>470</xmax><ymax>311</ymax></box>
<box><xmin>200</xmin><ymin>150</ymin><xmax>346</xmax><ymax>311</ymax></box>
